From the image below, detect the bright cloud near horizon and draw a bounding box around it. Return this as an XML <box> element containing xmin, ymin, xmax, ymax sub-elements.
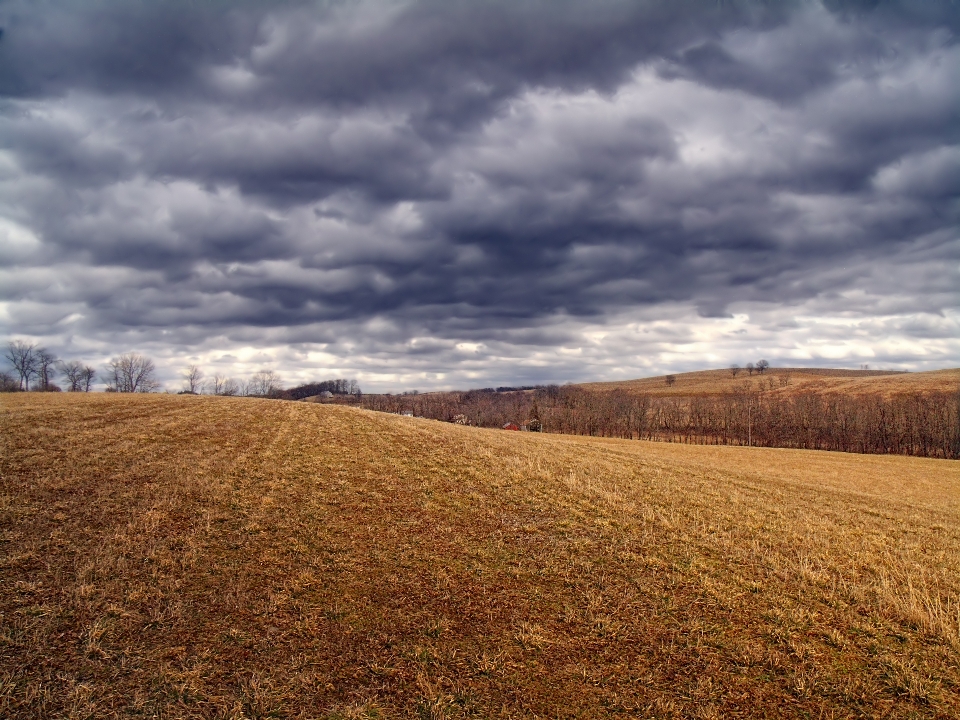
<box><xmin>1</xmin><ymin>0</ymin><xmax>958</xmax><ymax>392</ymax></box>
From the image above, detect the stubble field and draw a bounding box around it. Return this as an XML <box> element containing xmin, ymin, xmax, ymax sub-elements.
<box><xmin>1</xmin><ymin>393</ymin><xmax>959</xmax><ymax>718</ymax></box>
<box><xmin>580</xmin><ymin>367</ymin><xmax>960</xmax><ymax>399</ymax></box>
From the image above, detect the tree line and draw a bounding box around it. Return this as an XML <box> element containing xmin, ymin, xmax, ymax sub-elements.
<box><xmin>2</xmin><ymin>340</ymin><xmax>98</xmax><ymax>392</ymax></box>
<box><xmin>182</xmin><ymin>366</ymin><xmax>361</xmax><ymax>399</ymax></box>
<box><xmin>180</xmin><ymin>365</ymin><xmax>285</xmax><ymax>397</ymax></box>
<box><xmin>0</xmin><ymin>341</ymin><xmax>266</xmax><ymax>396</ymax></box>
<box><xmin>3</xmin><ymin>340</ymin><xmax>362</xmax><ymax>400</ymax></box>
<box><xmin>279</xmin><ymin>379</ymin><xmax>362</xmax><ymax>401</ymax></box>
<box><xmin>2</xmin><ymin>341</ymin><xmax>169</xmax><ymax>394</ymax></box>
<box><xmin>5</xmin><ymin>338</ymin><xmax>955</xmax><ymax>459</ymax></box>
<box><xmin>360</xmin><ymin>383</ymin><xmax>960</xmax><ymax>459</ymax></box>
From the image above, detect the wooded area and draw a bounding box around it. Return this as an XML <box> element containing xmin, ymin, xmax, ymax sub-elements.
<box><xmin>361</xmin><ymin>385</ymin><xmax>960</xmax><ymax>459</ymax></box>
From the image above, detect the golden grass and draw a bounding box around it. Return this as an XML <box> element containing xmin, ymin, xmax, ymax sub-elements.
<box><xmin>581</xmin><ymin>367</ymin><xmax>960</xmax><ymax>398</ymax></box>
<box><xmin>2</xmin><ymin>393</ymin><xmax>959</xmax><ymax>718</ymax></box>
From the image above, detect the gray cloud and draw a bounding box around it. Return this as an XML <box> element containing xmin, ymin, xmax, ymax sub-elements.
<box><xmin>1</xmin><ymin>0</ymin><xmax>958</xmax><ymax>390</ymax></box>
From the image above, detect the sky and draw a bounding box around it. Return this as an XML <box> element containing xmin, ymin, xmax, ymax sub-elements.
<box><xmin>1</xmin><ymin>0</ymin><xmax>958</xmax><ymax>393</ymax></box>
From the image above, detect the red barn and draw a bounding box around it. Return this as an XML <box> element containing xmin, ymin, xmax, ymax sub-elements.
<box><xmin>502</xmin><ymin>422</ymin><xmax>520</xmax><ymax>431</ymax></box>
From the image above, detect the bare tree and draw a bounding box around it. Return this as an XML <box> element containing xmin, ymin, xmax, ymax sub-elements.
<box><xmin>730</xmin><ymin>365</ymin><xmax>741</xmax><ymax>378</ymax></box>
<box><xmin>247</xmin><ymin>369</ymin><xmax>282</xmax><ymax>397</ymax></box>
<box><xmin>80</xmin><ymin>365</ymin><xmax>96</xmax><ymax>391</ymax></box>
<box><xmin>182</xmin><ymin>364</ymin><xmax>204</xmax><ymax>394</ymax></box>
<box><xmin>103</xmin><ymin>353</ymin><xmax>160</xmax><ymax>393</ymax></box>
<box><xmin>60</xmin><ymin>360</ymin><xmax>99</xmax><ymax>392</ymax></box>
<box><xmin>4</xmin><ymin>340</ymin><xmax>38</xmax><ymax>390</ymax></box>
<box><xmin>35</xmin><ymin>348</ymin><xmax>58</xmax><ymax>390</ymax></box>
<box><xmin>756</xmin><ymin>359</ymin><xmax>770</xmax><ymax>375</ymax></box>
<box><xmin>665</xmin><ymin>375</ymin><xmax>677</xmax><ymax>386</ymax></box>
<box><xmin>746</xmin><ymin>362</ymin><xmax>755</xmax><ymax>376</ymax></box>
<box><xmin>60</xmin><ymin>360</ymin><xmax>85</xmax><ymax>391</ymax></box>
<box><xmin>208</xmin><ymin>374</ymin><xmax>241</xmax><ymax>395</ymax></box>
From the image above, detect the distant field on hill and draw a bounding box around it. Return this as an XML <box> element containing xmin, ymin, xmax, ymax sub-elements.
<box><xmin>362</xmin><ymin>368</ymin><xmax>960</xmax><ymax>458</ymax></box>
<box><xmin>580</xmin><ymin>367</ymin><xmax>960</xmax><ymax>398</ymax></box>
<box><xmin>2</xmin><ymin>394</ymin><xmax>960</xmax><ymax>718</ymax></box>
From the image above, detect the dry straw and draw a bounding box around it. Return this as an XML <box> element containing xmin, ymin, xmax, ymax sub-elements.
<box><xmin>1</xmin><ymin>392</ymin><xmax>958</xmax><ymax>717</ymax></box>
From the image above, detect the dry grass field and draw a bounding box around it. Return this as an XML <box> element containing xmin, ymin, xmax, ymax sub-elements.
<box><xmin>2</xmin><ymin>393</ymin><xmax>959</xmax><ymax>718</ymax></box>
<box><xmin>581</xmin><ymin>367</ymin><xmax>960</xmax><ymax>399</ymax></box>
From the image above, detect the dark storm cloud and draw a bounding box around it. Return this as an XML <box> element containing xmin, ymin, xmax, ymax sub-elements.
<box><xmin>0</xmin><ymin>1</ymin><xmax>768</xmax><ymax>103</ymax></box>
<box><xmin>1</xmin><ymin>0</ymin><xmax>958</xmax><ymax>386</ymax></box>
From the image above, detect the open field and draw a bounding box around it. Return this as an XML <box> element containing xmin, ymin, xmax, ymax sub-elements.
<box><xmin>580</xmin><ymin>367</ymin><xmax>960</xmax><ymax>398</ymax></box>
<box><xmin>2</xmin><ymin>393</ymin><xmax>960</xmax><ymax>718</ymax></box>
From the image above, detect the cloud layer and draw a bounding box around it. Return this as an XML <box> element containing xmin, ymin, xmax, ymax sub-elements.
<box><xmin>1</xmin><ymin>0</ymin><xmax>958</xmax><ymax>390</ymax></box>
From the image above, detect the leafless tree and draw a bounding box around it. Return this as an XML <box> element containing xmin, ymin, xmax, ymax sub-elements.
<box><xmin>103</xmin><ymin>353</ymin><xmax>160</xmax><ymax>393</ymax></box>
<box><xmin>358</xmin><ymin>381</ymin><xmax>959</xmax><ymax>459</ymax></box>
<box><xmin>60</xmin><ymin>360</ymin><xmax>99</xmax><ymax>392</ymax></box>
<box><xmin>247</xmin><ymin>369</ymin><xmax>282</xmax><ymax>397</ymax></box>
<box><xmin>208</xmin><ymin>373</ymin><xmax>240</xmax><ymax>396</ymax></box>
<box><xmin>80</xmin><ymin>365</ymin><xmax>96</xmax><ymax>391</ymax></box>
<box><xmin>756</xmin><ymin>359</ymin><xmax>770</xmax><ymax>374</ymax></box>
<box><xmin>182</xmin><ymin>364</ymin><xmax>204</xmax><ymax>394</ymax></box>
<box><xmin>60</xmin><ymin>360</ymin><xmax>86</xmax><ymax>391</ymax></box>
<box><xmin>746</xmin><ymin>362</ymin><xmax>755</xmax><ymax>376</ymax></box>
<box><xmin>35</xmin><ymin>348</ymin><xmax>58</xmax><ymax>390</ymax></box>
<box><xmin>665</xmin><ymin>375</ymin><xmax>676</xmax><ymax>386</ymax></box>
<box><xmin>4</xmin><ymin>340</ymin><xmax>38</xmax><ymax>390</ymax></box>
<box><xmin>730</xmin><ymin>365</ymin><xmax>740</xmax><ymax>378</ymax></box>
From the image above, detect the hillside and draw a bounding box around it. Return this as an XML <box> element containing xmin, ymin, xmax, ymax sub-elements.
<box><xmin>580</xmin><ymin>367</ymin><xmax>960</xmax><ymax>398</ymax></box>
<box><xmin>2</xmin><ymin>394</ymin><xmax>960</xmax><ymax>718</ymax></box>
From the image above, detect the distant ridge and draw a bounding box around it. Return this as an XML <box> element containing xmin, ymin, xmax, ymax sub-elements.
<box><xmin>579</xmin><ymin>367</ymin><xmax>960</xmax><ymax>398</ymax></box>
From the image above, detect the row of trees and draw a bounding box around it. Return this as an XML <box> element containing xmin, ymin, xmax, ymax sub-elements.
<box><xmin>730</xmin><ymin>359</ymin><xmax>770</xmax><ymax>377</ymax></box>
<box><xmin>3</xmin><ymin>341</ymin><xmax>358</xmax><ymax>400</ymax></box>
<box><xmin>361</xmin><ymin>383</ymin><xmax>960</xmax><ymax>459</ymax></box>
<box><xmin>279</xmin><ymin>378</ymin><xmax>362</xmax><ymax>401</ymax></box>
<box><xmin>180</xmin><ymin>365</ymin><xmax>284</xmax><ymax>397</ymax></box>
<box><xmin>2</xmin><ymin>341</ymin><xmax>288</xmax><ymax>397</ymax></box>
<box><xmin>3</xmin><ymin>340</ymin><xmax>98</xmax><ymax>392</ymax></box>
<box><xmin>2</xmin><ymin>342</ymin><xmax>163</xmax><ymax>393</ymax></box>
<box><xmin>179</xmin><ymin>367</ymin><xmax>362</xmax><ymax>399</ymax></box>
<box><xmin>2</xmin><ymin>341</ymin><xmax>161</xmax><ymax>393</ymax></box>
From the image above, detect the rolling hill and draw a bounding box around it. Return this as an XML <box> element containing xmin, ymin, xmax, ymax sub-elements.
<box><xmin>2</xmin><ymin>393</ymin><xmax>959</xmax><ymax>718</ymax></box>
<box><xmin>580</xmin><ymin>367</ymin><xmax>960</xmax><ymax>398</ymax></box>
